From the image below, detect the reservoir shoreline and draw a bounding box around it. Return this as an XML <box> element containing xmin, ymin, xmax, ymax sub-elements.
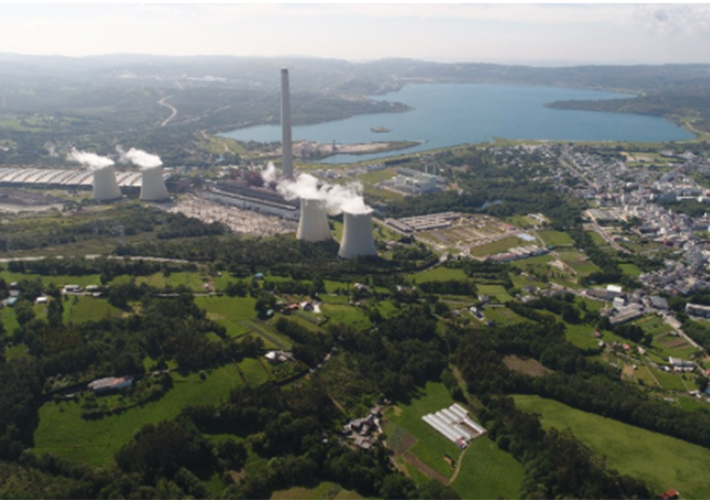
<box><xmin>220</xmin><ymin>83</ymin><xmax>694</xmax><ymax>164</ymax></box>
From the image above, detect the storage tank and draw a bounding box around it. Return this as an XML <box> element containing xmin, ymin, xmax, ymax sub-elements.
<box><xmin>338</xmin><ymin>210</ymin><xmax>377</xmax><ymax>259</ymax></box>
<box><xmin>140</xmin><ymin>166</ymin><xmax>169</xmax><ymax>201</ymax></box>
<box><xmin>92</xmin><ymin>165</ymin><xmax>122</xmax><ymax>201</ymax></box>
<box><xmin>297</xmin><ymin>198</ymin><xmax>331</xmax><ymax>242</ymax></box>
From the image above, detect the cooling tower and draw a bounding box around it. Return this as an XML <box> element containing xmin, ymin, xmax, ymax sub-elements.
<box><xmin>281</xmin><ymin>68</ymin><xmax>294</xmax><ymax>181</ymax></box>
<box><xmin>338</xmin><ymin>211</ymin><xmax>377</xmax><ymax>259</ymax></box>
<box><xmin>140</xmin><ymin>166</ymin><xmax>169</xmax><ymax>201</ymax></box>
<box><xmin>297</xmin><ymin>198</ymin><xmax>331</xmax><ymax>242</ymax></box>
<box><xmin>92</xmin><ymin>166</ymin><xmax>121</xmax><ymax>201</ymax></box>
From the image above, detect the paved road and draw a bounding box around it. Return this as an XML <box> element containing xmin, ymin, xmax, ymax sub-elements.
<box><xmin>157</xmin><ymin>95</ymin><xmax>177</xmax><ymax>126</ymax></box>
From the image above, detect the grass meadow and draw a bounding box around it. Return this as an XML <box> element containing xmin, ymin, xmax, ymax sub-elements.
<box><xmin>514</xmin><ymin>395</ymin><xmax>710</xmax><ymax>498</ymax></box>
<box><xmin>33</xmin><ymin>363</ymin><xmax>244</xmax><ymax>467</ymax></box>
<box><xmin>194</xmin><ymin>295</ymin><xmax>258</xmax><ymax>338</ymax></box>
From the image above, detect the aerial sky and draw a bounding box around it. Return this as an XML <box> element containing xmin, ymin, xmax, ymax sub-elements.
<box><xmin>2</xmin><ymin>3</ymin><xmax>710</xmax><ymax>65</ymax></box>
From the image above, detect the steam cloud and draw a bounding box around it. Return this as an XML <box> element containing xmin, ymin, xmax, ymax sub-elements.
<box><xmin>119</xmin><ymin>147</ymin><xmax>163</xmax><ymax>169</ymax></box>
<box><xmin>262</xmin><ymin>166</ymin><xmax>370</xmax><ymax>215</ymax></box>
<box><xmin>67</xmin><ymin>150</ymin><xmax>114</xmax><ymax>170</ymax></box>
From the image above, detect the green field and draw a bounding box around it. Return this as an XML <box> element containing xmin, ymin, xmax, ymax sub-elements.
<box><xmin>476</xmin><ymin>284</ymin><xmax>513</xmax><ymax>304</ymax></box>
<box><xmin>411</xmin><ymin>266</ymin><xmax>468</xmax><ymax>284</ymax></box>
<box><xmin>1</xmin><ymin>307</ymin><xmax>20</xmax><ymax>336</ymax></box>
<box><xmin>537</xmin><ymin>230</ymin><xmax>574</xmax><ymax>247</ymax></box>
<box><xmin>195</xmin><ymin>295</ymin><xmax>258</xmax><ymax>338</ymax></box>
<box><xmin>514</xmin><ymin>395</ymin><xmax>710</xmax><ymax>498</ymax></box>
<box><xmin>450</xmin><ymin>436</ymin><xmax>523</xmax><ymax>500</ymax></box>
<box><xmin>0</xmin><ymin>271</ymin><xmax>101</xmax><ymax>288</ymax></box>
<box><xmin>112</xmin><ymin>272</ymin><xmax>208</xmax><ymax>292</ymax></box>
<box><xmin>385</xmin><ymin>382</ymin><xmax>462</xmax><ymax>480</ymax></box>
<box><xmin>385</xmin><ymin>382</ymin><xmax>522</xmax><ymax>498</ymax></box>
<box><xmin>271</xmin><ymin>481</ymin><xmax>362</xmax><ymax>500</ymax></box>
<box><xmin>239</xmin><ymin>357</ymin><xmax>271</xmax><ymax>386</ymax></box>
<box><xmin>468</xmin><ymin>237</ymin><xmax>526</xmax><ymax>258</ymax></box>
<box><xmin>320</xmin><ymin>304</ymin><xmax>372</xmax><ymax>330</ymax></box>
<box><xmin>63</xmin><ymin>297</ymin><xmax>123</xmax><ymax>324</ymax></box>
<box><xmin>481</xmin><ymin>306</ymin><xmax>529</xmax><ymax>327</ymax></box>
<box><xmin>33</xmin><ymin>364</ymin><xmax>243</xmax><ymax>467</ymax></box>
<box><xmin>620</xmin><ymin>263</ymin><xmax>643</xmax><ymax>277</ymax></box>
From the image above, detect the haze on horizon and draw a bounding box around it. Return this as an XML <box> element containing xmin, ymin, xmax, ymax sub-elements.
<box><xmin>2</xmin><ymin>3</ymin><xmax>710</xmax><ymax>66</ymax></box>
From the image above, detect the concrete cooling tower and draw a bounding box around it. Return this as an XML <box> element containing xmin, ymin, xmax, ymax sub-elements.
<box><xmin>297</xmin><ymin>198</ymin><xmax>331</xmax><ymax>242</ymax></box>
<box><xmin>338</xmin><ymin>211</ymin><xmax>377</xmax><ymax>259</ymax></box>
<box><xmin>140</xmin><ymin>166</ymin><xmax>169</xmax><ymax>201</ymax></box>
<box><xmin>92</xmin><ymin>166</ymin><xmax>122</xmax><ymax>201</ymax></box>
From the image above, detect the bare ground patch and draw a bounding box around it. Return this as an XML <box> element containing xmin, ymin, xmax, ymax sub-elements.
<box><xmin>403</xmin><ymin>451</ymin><xmax>449</xmax><ymax>484</ymax></box>
<box><xmin>503</xmin><ymin>355</ymin><xmax>553</xmax><ymax>377</ymax></box>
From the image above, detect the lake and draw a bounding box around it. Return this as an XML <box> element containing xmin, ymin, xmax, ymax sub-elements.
<box><xmin>220</xmin><ymin>83</ymin><xmax>694</xmax><ymax>164</ymax></box>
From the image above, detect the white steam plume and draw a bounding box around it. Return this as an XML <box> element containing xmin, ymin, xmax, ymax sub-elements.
<box><xmin>263</xmin><ymin>169</ymin><xmax>370</xmax><ymax>215</ymax></box>
<box><xmin>120</xmin><ymin>147</ymin><xmax>163</xmax><ymax>169</ymax></box>
<box><xmin>262</xmin><ymin>162</ymin><xmax>279</xmax><ymax>184</ymax></box>
<box><xmin>67</xmin><ymin>149</ymin><xmax>114</xmax><ymax>170</ymax></box>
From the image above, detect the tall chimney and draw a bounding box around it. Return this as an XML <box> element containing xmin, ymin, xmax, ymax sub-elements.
<box><xmin>281</xmin><ymin>68</ymin><xmax>294</xmax><ymax>180</ymax></box>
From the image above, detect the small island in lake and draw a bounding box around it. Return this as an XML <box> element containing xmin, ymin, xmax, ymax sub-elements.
<box><xmin>370</xmin><ymin>126</ymin><xmax>391</xmax><ymax>133</ymax></box>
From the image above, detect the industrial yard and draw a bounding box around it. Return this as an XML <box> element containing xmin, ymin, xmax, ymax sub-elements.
<box><xmin>165</xmin><ymin>194</ymin><xmax>296</xmax><ymax>236</ymax></box>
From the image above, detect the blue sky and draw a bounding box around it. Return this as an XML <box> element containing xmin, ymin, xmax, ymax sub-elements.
<box><xmin>2</xmin><ymin>3</ymin><xmax>710</xmax><ymax>65</ymax></box>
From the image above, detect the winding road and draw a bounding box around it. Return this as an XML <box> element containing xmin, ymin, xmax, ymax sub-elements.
<box><xmin>157</xmin><ymin>95</ymin><xmax>177</xmax><ymax>127</ymax></box>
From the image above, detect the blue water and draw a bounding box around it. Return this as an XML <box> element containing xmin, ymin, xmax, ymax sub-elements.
<box><xmin>220</xmin><ymin>83</ymin><xmax>694</xmax><ymax>164</ymax></box>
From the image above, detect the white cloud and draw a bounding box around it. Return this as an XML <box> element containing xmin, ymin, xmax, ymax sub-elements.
<box><xmin>635</xmin><ymin>4</ymin><xmax>710</xmax><ymax>37</ymax></box>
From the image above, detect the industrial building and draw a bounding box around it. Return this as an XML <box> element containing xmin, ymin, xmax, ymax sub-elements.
<box><xmin>0</xmin><ymin>166</ymin><xmax>147</xmax><ymax>189</ymax></box>
<box><xmin>385</xmin><ymin>212</ymin><xmax>461</xmax><ymax>233</ymax></box>
<box><xmin>338</xmin><ymin>211</ymin><xmax>377</xmax><ymax>259</ymax></box>
<box><xmin>203</xmin><ymin>183</ymin><xmax>299</xmax><ymax>220</ymax></box>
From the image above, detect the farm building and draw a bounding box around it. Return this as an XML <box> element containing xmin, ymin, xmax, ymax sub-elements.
<box><xmin>422</xmin><ymin>403</ymin><xmax>486</xmax><ymax>449</ymax></box>
<box><xmin>88</xmin><ymin>376</ymin><xmax>134</xmax><ymax>393</ymax></box>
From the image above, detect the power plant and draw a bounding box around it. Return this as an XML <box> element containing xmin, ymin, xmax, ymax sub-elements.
<box><xmin>338</xmin><ymin>210</ymin><xmax>377</xmax><ymax>259</ymax></box>
<box><xmin>140</xmin><ymin>166</ymin><xmax>170</xmax><ymax>201</ymax></box>
<box><xmin>296</xmin><ymin>198</ymin><xmax>331</xmax><ymax>242</ymax></box>
<box><xmin>92</xmin><ymin>165</ymin><xmax>122</xmax><ymax>201</ymax></box>
<box><xmin>281</xmin><ymin>68</ymin><xmax>294</xmax><ymax>181</ymax></box>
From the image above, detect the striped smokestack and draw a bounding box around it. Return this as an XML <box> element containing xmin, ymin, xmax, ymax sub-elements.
<box><xmin>281</xmin><ymin>68</ymin><xmax>294</xmax><ymax>181</ymax></box>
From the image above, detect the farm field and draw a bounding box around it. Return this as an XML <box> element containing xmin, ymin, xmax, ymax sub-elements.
<box><xmin>239</xmin><ymin>357</ymin><xmax>272</xmax><ymax>386</ymax></box>
<box><xmin>514</xmin><ymin>395</ymin><xmax>710</xmax><ymax>499</ymax></box>
<box><xmin>384</xmin><ymin>382</ymin><xmax>463</xmax><ymax>480</ymax></box>
<box><xmin>111</xmin><ymin>272</ymin><xmax>208</xmax><ymax>291</ymax></box>
<box><xmin>0</xmin><ymin>271</ymin><xmax>102</xmax><ymax>288</ymax></box>
<box><xmin>1</xmin><ymin>307</ymin><xmax>20</xmax><ymax>336</ymax></box>
<box><xmin>411</xmin><ymin>266</ymin><xmax>468</xmax><ymax>284</ymax></box>
<box><xmin>620</xmin><ymin>263</ymin><xmax>643</xmax><ymax>277</ymax></box>
<box><xmin>450</xmin><ymin>435</ymin><xmax>523</xmax><ymax>500</ymax></box>
<box><xmin>33</xmin><ymin>363</ymin><xmax>244</xmax><ymax>467</ymax></box>
<box><xmin>537</xmin><ymin>230</ymin><xmax>574</xmax><ymax>247</ymax></box>
<box><xmin>320</xmin><ymin>303</ymin><xmax>372</xmax><ymax>330</ymax></box>
<box><xmin>476</xmin><ymin>284</ymin><xmax>513</xmax><ymax>303</ymax></box>
<box><xmin>195</xmin><ymin>295</ymin><xmax>258</xmax><ymax>338</ymax></box>
<box><xmin>62</xmin><ymin>296</ymin><xmax>123</xmax><ymax>323</ymax></box>
<box><xmin>384</xmin><ymin>382</ymin><xmax>522</xmax><ymax>498</ymax></box>
<box><xmin>468</xmin><ymin>236</ymin><xmax>525</xmax><ymax>258</ymax></box>
<box><xmin>632</xmin><ymin>315</ymin><xmax>698</xmax><ymax>362</ymax></box>
<box><xmin>481</xmin><ymin>306</ymin><xmax>529</xmax><ymax>327</ymax></box>
<box><xmin>270</xmin><ymin>481</ymin><xmax>362</xmax><ymax>500</ymax></box>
